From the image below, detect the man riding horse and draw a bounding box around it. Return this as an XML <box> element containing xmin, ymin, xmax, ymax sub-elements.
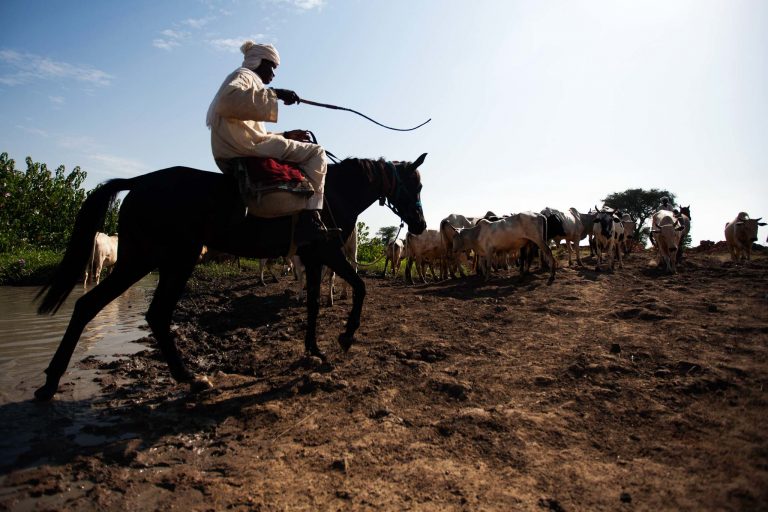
<box><xmin>206</xmin><ymin>40</ymin><xmax>339</xmax><ymax>247</ymax></box>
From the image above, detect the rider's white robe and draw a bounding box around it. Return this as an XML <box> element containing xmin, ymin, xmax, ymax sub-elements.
<box><xmin>207</xmin><ymin>67</ymin><xmax>326</xmax><ymax>209</ymax></box>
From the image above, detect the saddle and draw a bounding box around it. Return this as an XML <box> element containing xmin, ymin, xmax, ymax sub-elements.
<box><xmin>221</xmin><ymin>157</ymin><xmax>315</xmax><ymax>218</ymax></box>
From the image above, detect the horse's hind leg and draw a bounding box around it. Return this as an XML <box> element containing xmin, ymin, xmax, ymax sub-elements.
<box><xmin>35</xmin><ymin>263</ymin><xmax>149</xmax><ymax>401</ymax></box>
<box><xmin>145</xmin><ymin>256</ymin><xmax>203</xmax><ymax>387</ymax></box>
<box><xmin>302</xmin><ymin>258</ymin><xmax>324</xmax><ymax>358</ymax></box>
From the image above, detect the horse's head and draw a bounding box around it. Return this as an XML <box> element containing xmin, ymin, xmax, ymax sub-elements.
<box><xmin>382</xmin><ymin>153</ymin><xmax>427</xmax><ymax>234</ymax></box>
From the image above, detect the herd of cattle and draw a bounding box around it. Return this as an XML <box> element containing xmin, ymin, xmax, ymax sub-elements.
<box><xmin>385</xmin><ymin>207</ymin><xmax>766</xmax><ymax>284</ymax></box>
<box><xmin>81</xmin><ymin>208</ymin><xmax>765</xmax><ymax>293</ymax></box>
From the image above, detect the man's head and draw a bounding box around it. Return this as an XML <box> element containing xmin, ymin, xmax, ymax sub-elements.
<box><xmin>241</xmin><ymin>41</ymin><xmax>280</xmax><ymax>84</ymax></box>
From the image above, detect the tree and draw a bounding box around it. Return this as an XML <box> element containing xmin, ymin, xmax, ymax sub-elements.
<box><xmin>355</xmin><ymin>221</ymin><xmax>384</xmax><ymax>263</ymax></box>
<box><xmin>356</xmin><ymin>221</ymin><xmax>370</xmax><ymax>248</ymax></box>
<box><xmin>376</xmin><ymin>225</ymin><xmax>399</xmax><ymax>244</ymax></box>
<box><xmin>0</xmin><ymin>153</ymin><xmax>89</xmax><ymax>252</ymax></box>
<box><xmin>602</xmin><ymin>188</ymin><xmax>676</xmax><ymax>245</ymax></box>
<box><xmin>0</xmin><ymin>153</ymin><xmax>121</xmax><ymax>252</ymax></box>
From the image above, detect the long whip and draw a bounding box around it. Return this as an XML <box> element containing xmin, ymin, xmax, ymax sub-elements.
<box><xmin>298</xmin><ymin>97</ymin><xmax>431</xmax><ymax>132</ymax></box>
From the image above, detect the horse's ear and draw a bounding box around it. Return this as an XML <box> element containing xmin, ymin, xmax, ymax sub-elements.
<box><xmin>411</xmin><ymin>153</ymin><xmax>428</xmax><ymax>170</ymax></box>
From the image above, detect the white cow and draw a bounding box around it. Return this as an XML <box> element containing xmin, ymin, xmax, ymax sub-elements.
<box><xmin>725</xmin><ymin>212</ymin><xmax>766</xmax><ymax>262</ymax></box>
<box><xmin>651</xmin><ymin>210</ymin><xmax>685</xmax><ymax>273</ymax></box>
<box><xmin>405</xmin><ymin>229</ymin><xmax>443</xmax><ymax>284</ymax></box>
<box><xmin>592</xmin><ymin>210</ymin><xmax>623</xmax><ymax>271</ymax></box>
<box><xmin>84</xmin><ymin>232</ymin><xmax>118</xmax><ymax>287</ymax></box>
<box><xmin>439</xmin><ymin>214</ymin><xmax>478</xmax><ymax>279</ymax></box>
<box><xmin>383</xmin><ymin>239</ymin><xmax>405</xmax><ymax>277</ymax></box>
<box><xmin>451</xmin><ymin>212</ymin><xmax>556</xmax><ymax>281</ymax></box>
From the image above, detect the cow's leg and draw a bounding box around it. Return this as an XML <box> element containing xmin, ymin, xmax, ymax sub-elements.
<box><xmin>146</xmin><ymin>255</ymin><xmax>207</xmax><ymax>389</ymax></box>
<box><xmin>415</xmin><ymin>259</ymin><xmax>424</xmax><ymax>282</ymax></box>
<box><xmin>258</xmin><ymin>259</ymin><xmax>267</xmax><ymax>286</ymax></box>
<box><xmin>383</xmin><ymin>256</ymin><xmax>390</xmax><ymax>277</ymax></box>
<box><xmin>607</xmin><ymin>240</ymin><xmax>616</xmax><ymax>271</ymax></box>
<box><xmin>35</xmin><ymin>262</ymin><xmax>150</xmax><ymax>401</ymax></box>
<box><xmin>532</xmin><ymin>240</ymin><xmax>557</xmax><ymax>280</ymax></box>
<box><xmin>417</xmin><ymin>258</ymin><xmax>427</xmax><ymax>283</ymax></box>
<box><xmin>574</xmin><ymin>238</ymin><xmax>582</xmax><ymax>266</ymax></box>
<box><xmin>293</xmin><ymin>261</ymin><xmax>306</xmax><ymax>302</ymax></box>
<box><xmin>565</xmin><ymin>240</ymin><xmax>573</xmax><ymax>267</ymax></box>
<box><xmin>405</xmin><ymin>257</ymin><xmax>415</xmax><ymax>285</ymax></box>
<box><xmin>94</xmin><ymin>259</ymin><xmax>103</xmax><ymax>286</ymax></box>
<box><xmin>428</xmin><ymin>260</ymin><xmax>439</xmax><ymax>281</ymax></box>
<box><xmin>324</xmin><ymin>268</ymin><xmax>335</xmax><ymax>307</ymax></box>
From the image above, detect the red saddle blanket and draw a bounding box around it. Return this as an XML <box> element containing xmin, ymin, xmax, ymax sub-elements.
<box><xmin>240</xmin><ymin>157</ymin><xmax>306</xmax><ymax>186</ymax></box>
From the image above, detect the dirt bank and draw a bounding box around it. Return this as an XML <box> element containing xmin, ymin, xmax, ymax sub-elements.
<box><xmin>1</xmin><ymin>249</ymin><xmax>767</xmax><ymax>511</ymax></box>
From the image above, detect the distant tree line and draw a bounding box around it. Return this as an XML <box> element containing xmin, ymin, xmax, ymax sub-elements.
<box><xmin>0</xmin><ymin>152</ymin><xmax>120</xmax><ymax>252</ymax></box>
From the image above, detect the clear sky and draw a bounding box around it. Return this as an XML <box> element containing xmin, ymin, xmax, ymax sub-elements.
<box><xmin>1</xmin><ymin>0</ymin><xmax>766</xmax><ymax>245</ymax></box>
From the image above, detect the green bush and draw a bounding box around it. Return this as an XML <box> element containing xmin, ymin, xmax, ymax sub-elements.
<box><xmin>0</xmin><ymin>152</ymin><xmax>120</xmax><ymax>253</ymax></box>
<box><xmin>0</xmin><ymin>249</ymin><xmax>62</xmax><ymax>285</ymax></box>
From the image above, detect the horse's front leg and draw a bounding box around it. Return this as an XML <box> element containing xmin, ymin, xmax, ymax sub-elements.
<box><xmin>320</xmin><ymin>247</ymin><xmax>366</xmax><ymax>352</ymax></box>
<box><xmin>302</xmin><ymin>258</ymin><xmax>324</xmax><ymax>359</ymax></box>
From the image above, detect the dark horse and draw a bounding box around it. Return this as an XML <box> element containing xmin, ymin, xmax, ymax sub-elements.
<box><xmin>34</xmin><ymin>154</ymin><xmax>428</xmax><ymax>401</ymax></box>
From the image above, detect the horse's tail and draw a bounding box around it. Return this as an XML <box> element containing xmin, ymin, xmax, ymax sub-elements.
<box><xmin>36</xmin><ymin>178</ymin><xmax>133</xmax><ymax>314</ymax></box>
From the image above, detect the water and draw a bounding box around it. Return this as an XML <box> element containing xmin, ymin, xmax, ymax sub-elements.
<box><xmin>0</xmin><ymin>274</ymin><xmax>158</xmax><ymax>403</ymax></box>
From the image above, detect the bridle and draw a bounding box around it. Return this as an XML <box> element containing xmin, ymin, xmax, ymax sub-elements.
<box><xmin>378</xmin><ymin>161</ymin><xmax>421</xmax><ymax>222</ymax></box>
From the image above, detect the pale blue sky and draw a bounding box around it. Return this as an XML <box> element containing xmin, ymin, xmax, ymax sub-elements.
<box><xmin>1</xmin><ymin>0</ymin><xmax>766</xmax><ymax>244</ymax></box>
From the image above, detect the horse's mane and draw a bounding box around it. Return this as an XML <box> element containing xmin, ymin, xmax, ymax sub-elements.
<box><xmin>334</xmin><ymin>157</ymin><xmax>387</xmax><ymax>169</ymax></box>
<box><xmin>330</xmin><ymin>158</ymin><xmax>391</xmax><ymax>183</ymax></box>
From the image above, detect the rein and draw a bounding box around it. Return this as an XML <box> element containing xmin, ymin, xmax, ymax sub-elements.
<box><xmin>299</xmin><ymin>97</ymin><xmax>431</xmax><ymax>132</ymax></box>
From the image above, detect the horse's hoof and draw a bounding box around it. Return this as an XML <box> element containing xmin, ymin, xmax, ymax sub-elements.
<box><xmin>338</xmin><ymin>333</ymin><xmax>354</xmax><ymax>353</ymax></box>
<box><xmin>300</xmin><ymin>354</ymin><xmax>325</xmax><ymax>367</ymax></box>
<box><xmin>34</xmin><ymin>381</ymin><xmax>58</xmax><ymax>401</ymax></box>
<box><xmin>304</xmin><ymin>350</ymin><xmax>328</xmax><ymax>363</ymax></box>
<box><xmin>189</xmin><ymin>375</ymin><xmax>214</xmax><ymax>394</ymax></box>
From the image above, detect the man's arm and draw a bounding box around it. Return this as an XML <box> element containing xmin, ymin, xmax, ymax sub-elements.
<box><xmin>214</xmin><ymin>71</ymin><xmax>279</xmax><ymax>122</ymax></box>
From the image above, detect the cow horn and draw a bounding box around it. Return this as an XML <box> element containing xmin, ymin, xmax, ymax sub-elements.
<box><xmin>755</xmin><ymin>217</ymin><xmax>762</xmax><ymax>222</ymax></box>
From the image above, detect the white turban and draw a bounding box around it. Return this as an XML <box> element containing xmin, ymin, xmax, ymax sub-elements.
<box><xmin>241</xmin><ymin>41</ymin><xmax>280</xmax><ymax>69</ymax></box>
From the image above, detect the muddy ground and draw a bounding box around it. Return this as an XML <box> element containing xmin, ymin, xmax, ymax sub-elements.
<box><xmin>1</xmin><ymin>248</ymin><xmax>767</xmax><ymax>511</ymax></box>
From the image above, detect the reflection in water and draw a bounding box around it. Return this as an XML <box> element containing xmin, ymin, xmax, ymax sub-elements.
<box><xmin>0</xmin><ymin>274</ymin><xmax>158</xmax><ymax>402</ymax></box>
